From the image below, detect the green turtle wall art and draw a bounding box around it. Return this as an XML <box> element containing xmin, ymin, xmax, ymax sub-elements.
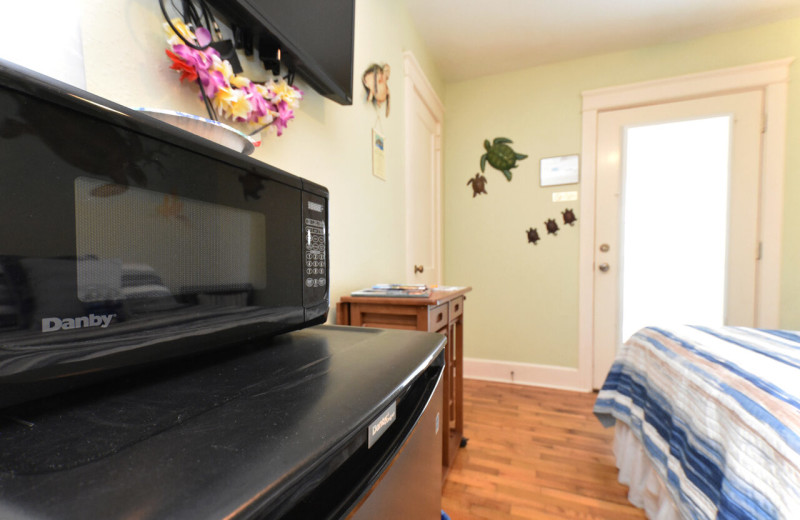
<box><xmin>481</xmin><ymin>137</ymin><xmax>527</xmax><ymax>181</ymax></box>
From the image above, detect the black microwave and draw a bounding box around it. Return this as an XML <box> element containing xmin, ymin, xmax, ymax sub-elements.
<box><xmin>0</xmin><ymin>59</ymin><xmax>329</xmax><ymax>407</ymax></box>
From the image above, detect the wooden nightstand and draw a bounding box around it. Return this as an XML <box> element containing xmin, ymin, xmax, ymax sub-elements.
<box><xmin>336</xmin><ymin>287</ymin><xmax>471</xmax><ymax>482</ymax></box>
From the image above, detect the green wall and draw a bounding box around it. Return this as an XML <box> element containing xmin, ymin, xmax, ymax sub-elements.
<box><xmin>444</xmin><ymin>17</ymin><xmax>800</xmax><ymax>368</ymax></box>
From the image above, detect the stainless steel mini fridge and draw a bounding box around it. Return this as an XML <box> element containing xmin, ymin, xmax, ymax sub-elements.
<box><xmin>0</xmin><ymin>325</ymin><xmax>446</xmax><ymax>519</ymax></box>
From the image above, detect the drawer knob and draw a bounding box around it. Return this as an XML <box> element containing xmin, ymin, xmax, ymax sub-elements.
<box><xmin>414</xmin><ymin>264</ymin><xmax>424</xmax><ymax>274</ymax></box>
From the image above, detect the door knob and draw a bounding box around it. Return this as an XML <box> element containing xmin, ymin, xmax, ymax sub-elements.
<box><xmin>414</xmin><ymin>265</ymin><xmax>424</xmax><ymax>274</ymax></box>
<box><xmin>598</xmin><ymin>263</ymin><xmax>610</xmax><ymax>272</ymax></box>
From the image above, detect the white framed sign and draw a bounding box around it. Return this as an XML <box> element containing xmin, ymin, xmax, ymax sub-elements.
<box><xmin>540</xmin><ymin>154</ymin><xmax>580</xmax><ymax>187</ymax></box>
<box><xmin>372</xmin><ymin>129</ymin><xmax>386</xmax><ymax>180</ymax></box>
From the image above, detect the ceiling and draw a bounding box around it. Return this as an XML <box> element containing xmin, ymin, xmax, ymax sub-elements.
<box><xmin>403</xmin><ymin>0</ymin><xmax>800</xmax><ymax>82</ymax></box>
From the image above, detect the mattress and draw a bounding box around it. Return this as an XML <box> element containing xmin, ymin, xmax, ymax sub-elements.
<box><xmin>594</xmin><ymin>325</ymin><xmax>800</xmax><ymax>519</ymax></box>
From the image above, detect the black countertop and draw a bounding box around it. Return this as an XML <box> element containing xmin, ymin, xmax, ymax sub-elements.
<box><xmin>0</xmin><ymin>325</ymin><xmax>446</xmax><ymax>519</ymax></box>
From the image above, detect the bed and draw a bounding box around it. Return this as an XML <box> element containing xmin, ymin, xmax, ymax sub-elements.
<box><xmin>593</xmin><ymin>325</ymin><xmax>800</xmax><ymax>519</ymax></box>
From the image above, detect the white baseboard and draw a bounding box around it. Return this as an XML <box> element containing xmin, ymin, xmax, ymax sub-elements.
<box><xmin>464</xmin><ymin>357</ymin><xmax>587</xmax><ymax>392</ymax></box>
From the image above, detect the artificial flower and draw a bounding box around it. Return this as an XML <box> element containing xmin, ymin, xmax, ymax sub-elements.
<box><xmin>212</xmin><ymin>58</ymin><xmax>235</xmax><ymax>83</ymax></box>
<box><xmin>199</xmin><ymin>68</ymin><xmax>227</xmax><ymax>99</ymax></box>
<box><xmin>171</xmin><ymin>44</ymin><xmax>217</xmax><ymax>70</ymax></box>
<box><xmin>166</xmin><ymin>49</ymin><xmax>198</xmax><ymax>82</ymax></box>
<box><xmin>212</xmin><ymin>86</ymin><xmax>243</xmax><ymax>117</ymax></box>
<box><xmin>229</xmin><ymin>92</ymin><xmax>252</xmax><ymax>120</ymax></box>
<box><xmin>230</xmin><ymin>75</ymin><xmax>251</xmax><ymax>89</ymax></box>
<box><xmin>269</xmin><ymin>78</ymin><xmax>302</xmax><ymax>108</ymax></box>
<box><xmin>163</xmin><ymin>19</ymin><xmax>303</xmax><ymax>135</ymax></box>
<box><xmin>195</xmin><ymin>27</ymin><xmax>212</xmax><ymax>47</ymax></box>
<box><xmin>272</xmin><ymin>100</ymin><xmax>295</xmax><ymax>136</ymax></box>
<box><xmin>164</xmin><ymin>19</ymin><xmax>196</xmax><ymax>47</ymax></box>
<box><xmin>243</xmin><ymin>82</ymin><xmax>269</xmax><ymax>123</ymax></box>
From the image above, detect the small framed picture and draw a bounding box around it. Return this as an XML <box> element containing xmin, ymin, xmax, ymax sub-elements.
<box><xmin>372</xmin><ymin>129</ymin><xmax>386</xmax><ymax>180</ymax></box>
<box><xmin>540</xmin><ymin>154</ymin><xmax>579</xmax><ymax>187</ymax></box>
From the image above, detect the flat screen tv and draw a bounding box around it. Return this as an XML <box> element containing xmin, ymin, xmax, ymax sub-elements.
<box><xmin>205</xmin><ymin>0</ymin><xmax>355</xmax><ymax>105</ymax></box>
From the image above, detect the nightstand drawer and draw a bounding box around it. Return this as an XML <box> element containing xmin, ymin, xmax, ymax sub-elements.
<box><xmin>448</xmin><ymin>297</ymin><xmax>464</xmax><ymax>320</ymax></box>
<box><xmin>429</xmin><ymin>304</ymin><xmax>448</xmax><ymax>331</ymax></box>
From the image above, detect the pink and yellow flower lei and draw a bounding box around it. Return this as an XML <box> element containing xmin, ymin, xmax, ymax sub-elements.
<box><xmin>164</xmin><ymin>19</ymin><xmax>303</xmax><ymax>136</ymax></box>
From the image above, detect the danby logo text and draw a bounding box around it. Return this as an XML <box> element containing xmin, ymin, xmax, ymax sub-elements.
<box><xmin>371</xmin><ymin>410</ymin><xmax>396</xmax><ymax>436</ymax></box>
<box><xmin>42</xmin><ymin>314</ymin><xmax>116</xmax><ymax>333</ymax></box>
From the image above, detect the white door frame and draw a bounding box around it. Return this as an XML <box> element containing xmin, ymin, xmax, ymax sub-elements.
<box><xmin>577</xmin><ymin>58</ymin><xmax>793</xmax><ymax>391</ymax></box>
<box><xmin>403</xmin><ymin>51</ymin><xmax>445</xmax><ymax>285</ymax></box>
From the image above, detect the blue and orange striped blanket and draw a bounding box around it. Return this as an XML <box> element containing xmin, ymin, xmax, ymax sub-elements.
<box><xmin>594</xmin><ymin>325</ymin><xmax>800</xmax><ymax>520</ymax></box>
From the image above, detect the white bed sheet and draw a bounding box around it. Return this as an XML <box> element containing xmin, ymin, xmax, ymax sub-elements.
<box><xmin>614</xmin><ymin>422</ymin><xmax>680</xmax><ymax>520</ymax></box>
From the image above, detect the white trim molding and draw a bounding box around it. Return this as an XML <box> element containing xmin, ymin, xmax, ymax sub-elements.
<box><xmin>578</xmin><ymin>58</ymin><xmax>793</xmax><ymax>391</ymax></box>
<box><xmin>403</xmin><ymin>51</ymin><xmax>445</xmax><ymax>285</ymax></box>
<box><xmin>402</xmin><ymin>51</ymin><xmax>445</xmax><ymax>116</ymax></box>
<box><xmin>582</xmin><ymin>58</ymin><xmax>793</xmax><ymax>111</ymax></box>
<box><xmin>464</xmin><ymin>358</ymin><xmax>584</xmax><ymax>392</ymax></box>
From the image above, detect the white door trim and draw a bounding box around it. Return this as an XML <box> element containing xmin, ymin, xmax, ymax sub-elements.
<box><xmin>403</xmin><ymin>52</ymin><xmax>445</xmax><ymax>118</ymax></box>
<box><xmin>577</xmin><ymin>58</ymin><xmax>793</xmax><ymax>391</ymax></box>
<box><xmin>403</xmin><ymin>51</ymin><xmax>444</xmax><ymax>285</ymax></box>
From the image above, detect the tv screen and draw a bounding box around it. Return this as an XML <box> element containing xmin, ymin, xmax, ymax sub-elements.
<box><xmin>206</xmin><ymin>0</ymin><xmax>355</xmax><ymax>105</ymax></box>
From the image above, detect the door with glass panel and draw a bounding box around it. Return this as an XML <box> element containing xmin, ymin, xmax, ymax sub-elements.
<box><xmin>592</xmin><ymin>91</ymin><xmax>763</xmax><ymax>388</ymax></box>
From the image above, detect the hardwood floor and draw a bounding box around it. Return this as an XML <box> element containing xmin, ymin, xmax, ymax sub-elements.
<box><xmin>441</xmin><ymin>379</ymin><xmax>646</xmax><ymax>520</ymax></box>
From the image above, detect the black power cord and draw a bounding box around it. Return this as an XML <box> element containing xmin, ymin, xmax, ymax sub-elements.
<box><xmin>159</xmin><ymin>0</ymin><xmax>213</xmax><ymax>50</ymax></box>
<box><xmin>160</xmin><ymin>0</ymin><xmax>219</xmax><ymax>119</ymax></box>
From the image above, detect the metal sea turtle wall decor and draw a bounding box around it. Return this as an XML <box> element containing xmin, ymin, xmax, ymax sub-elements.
<box><xmin>526</xmin><ymin>227</ymin><xmax>540</xmax><ymax>245</ymax></box>
<box><xmin>545</xmin><ymin>218</ymin><xmax>560</xmax><ymax>235</ymax></box>
<box><xmin>467</xmin><ymin>173</ymin><xmax>488</xmax><ymax>197</ymax></box>
<box><xmin>481</xmin><ymin>137</ymin><xmax>527</xmax><ymax>181</ymax></box>
<box><xmin>525</xmin><ymin>209</ymin><xmax>579</xmax><ymax>247</ymax></box>
<box><xmin>562</xmin><ymin>208</ymin><xmax>578</xmax><ymax>226</ymax></box>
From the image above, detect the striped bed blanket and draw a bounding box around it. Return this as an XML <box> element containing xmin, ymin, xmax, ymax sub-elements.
<box><xmin>593</xmin><ymin>325</ymin><xmax>800</xmax><ymax>519</ymax></box>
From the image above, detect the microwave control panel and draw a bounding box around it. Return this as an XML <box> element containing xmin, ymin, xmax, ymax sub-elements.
<box><xmin>302</xmin><ymin>192</ymin><xmax>328</xmax><ymax>304</ymax></box>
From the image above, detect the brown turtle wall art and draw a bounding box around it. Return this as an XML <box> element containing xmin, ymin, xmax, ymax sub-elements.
<box><xmin>562</xmin><ymin>208</ymin><xmax>577</xmax><ymax>226</ymax></box>
<box><xmin>526</xmin><ymin>227</ymin><xmax>540</xmax><ymax>245</ymax></box>
<box><xmin>467</xmin><ymin>173</ymin><xmax>488</xmax><ymax>197</ymax></box>
<box><xmin>362</xmin><ymin>63</ymin><xmax>390</xmax><ymax>116</ymax></box>
<box><xmin>545</xmin><ymin>218</ymin><xmax>560</xmax><ymax>235</ymax></box>
<box><xmin>527</xmin><ymin>212</ymin><xmax>575</xmax><ymax>247</ymax></box>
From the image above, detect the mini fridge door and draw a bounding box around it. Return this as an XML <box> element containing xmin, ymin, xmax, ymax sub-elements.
<box><xmin>349</xmin><ymin>376</ymin><xmax>443</xmax><ymax>518</ymax></box>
